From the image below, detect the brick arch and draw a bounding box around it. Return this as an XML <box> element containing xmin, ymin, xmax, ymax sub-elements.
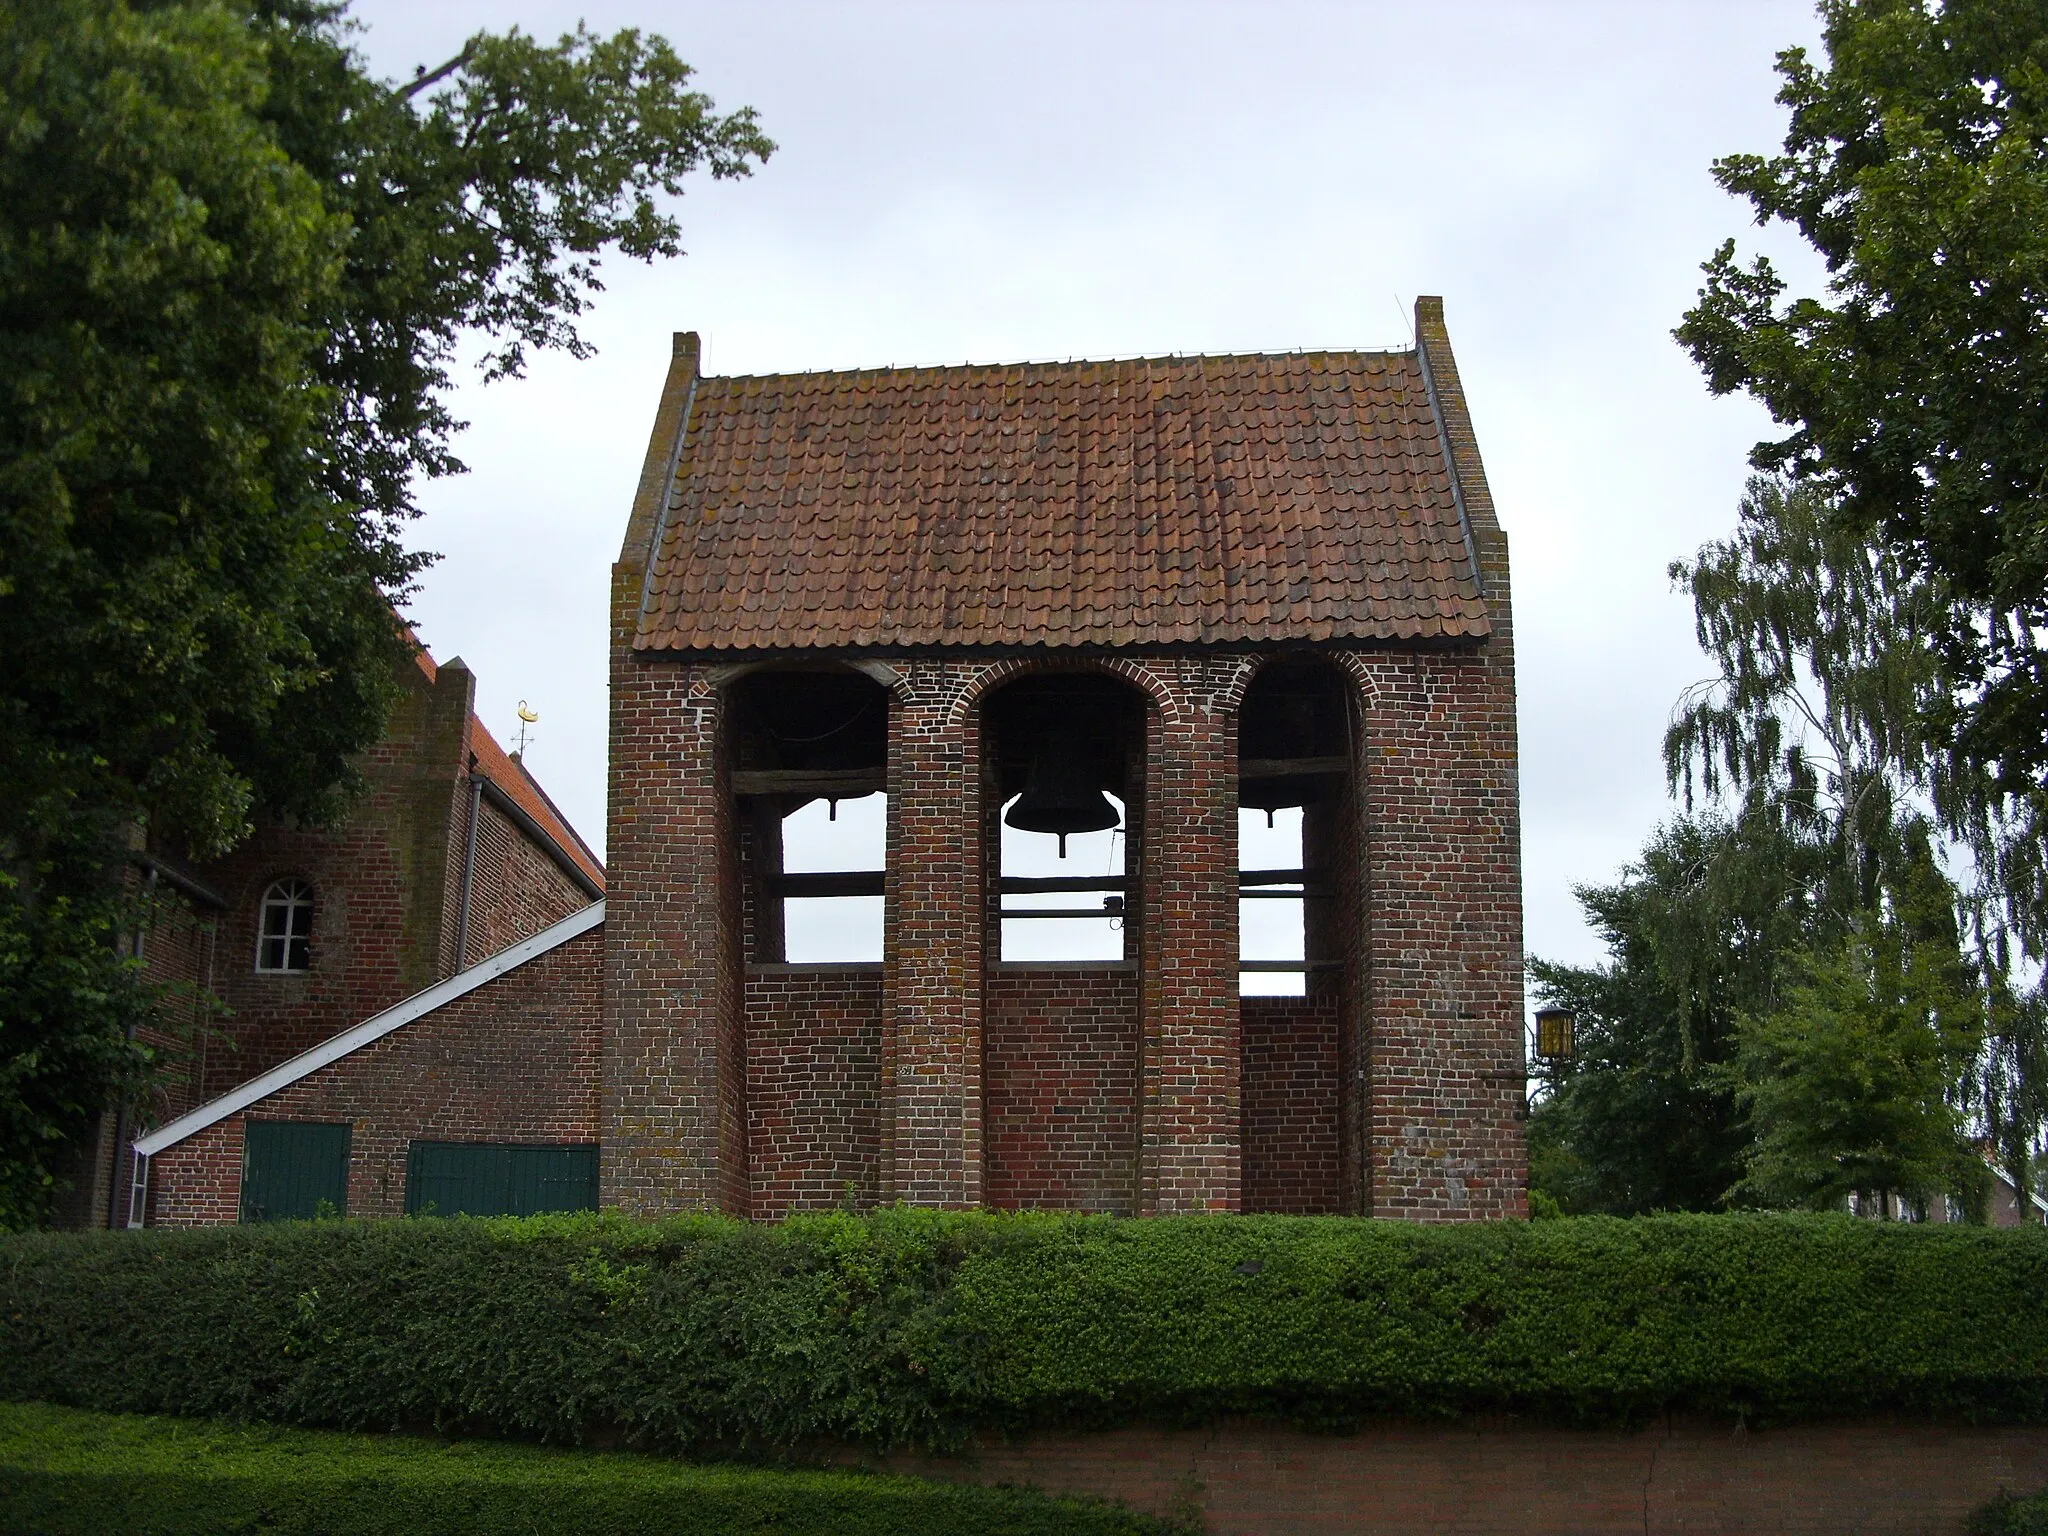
<box><xmin>699</xmin><ymin>657</ymin><xmax>911</xmax><ymax>704</ymax></box>
<box><xmin>1202</xmin><ymin>654</ymin><xmax>1266</xmax><ymax>721</ymax></box>
<box><xmin>942</xmin><ymin>654</ymin><xmax>1188</xmax><ymax>732</ymax></box>
<box><xmin>1213</xmin><ymin>649</ymin><xmax>1382</xmax><ymax>729</ymax></box>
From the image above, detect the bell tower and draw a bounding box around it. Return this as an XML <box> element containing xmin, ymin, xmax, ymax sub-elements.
<box><xmin>605</xmin><ymin>304</ymin><xmax>1527</xmax><ymax>1224</ymax></box>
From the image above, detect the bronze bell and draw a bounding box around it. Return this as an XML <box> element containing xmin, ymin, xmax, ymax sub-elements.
<box><xmin>1006</xmin><ymin>738</ymin><xmax>1119</xmax><ymax>857</ymax></box>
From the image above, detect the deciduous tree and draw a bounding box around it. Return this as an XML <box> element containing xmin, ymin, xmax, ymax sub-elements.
<box><xmin>0</xmin><ymin>0</ymin><xmax>769</xmax><ymax>1224</ymax></box>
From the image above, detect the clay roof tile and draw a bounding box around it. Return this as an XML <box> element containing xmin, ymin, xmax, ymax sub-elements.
<box><xmin>635</xmin><ymin>350</ymin><xmax>1487</xmax><ymax>651</ymax></box>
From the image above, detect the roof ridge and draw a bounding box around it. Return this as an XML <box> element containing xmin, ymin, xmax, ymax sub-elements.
<box><xmin>697</xmin><ymin>346</ymin><xmax>1416</xmax><ymax>385</ymax></box>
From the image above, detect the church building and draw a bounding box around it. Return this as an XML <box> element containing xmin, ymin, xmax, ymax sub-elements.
<box><xmin>137</xmin><ymin>296</ymin><xmax>1526</xmax><ymax>1225</ymax></box>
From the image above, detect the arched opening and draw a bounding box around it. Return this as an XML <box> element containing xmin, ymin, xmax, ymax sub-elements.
<box><xmin>726</xmin><ymin>668</ymin><xmax>890</xmax><ymax>965</ymax></box>
<box><xmin>1236</xmin><ymin>657</ymin><xmax>1359</xmax><ymax>1214</ymax></box>
<box><xmin>725</xmin><ymin>666</ymin><xmax>891</xmax><ymax>1217</ymax></box>
<box><xmin>980</xmin><ymin>671</ymin><xmax>1147</xmax><ymax>1212</ymax></box>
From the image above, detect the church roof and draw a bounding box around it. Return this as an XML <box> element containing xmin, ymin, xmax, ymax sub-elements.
<box><xmin>631</xmin><ymin>346</ymin><xmax>1490</xmax><ymax>653</ymax></box>
<box><xmin>411</xmin><ymin>640</ymin><xmax>604</xmax><ymax>894</ymax></box>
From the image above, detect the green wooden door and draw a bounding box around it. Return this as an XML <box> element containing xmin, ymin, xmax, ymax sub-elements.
<box><xmin>241</xmin><ymin>1120</ymin><xmax>350</xmax><ymax>1222</ymax></box>
<box><xmin>404</xmin><ymin>1142</ymin><xmax>597</xmax><ymax>1217</ymax></box>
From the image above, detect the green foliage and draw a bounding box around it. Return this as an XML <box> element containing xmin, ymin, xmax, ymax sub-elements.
<box><xmin>1677</xmin><ymin>0</ymin><xmax>2048</xmax><ymax>802</ymax></box>
<box><xmin>0</xmin><ymin>868</ymin><xmax>156</xmax><ymax>1233</ymax></box>
<box><xmin>1675</xmin><ymin>3</ymin><xmax>2048</xmax><ymax>1179</ymax></box>
<box><xmin>1730</xmin><ymin>900</ymin><xmax>1985</xmax><ymax>1211</ymax></box>
<box><xmin>1665</xmin><ymin>476</ymin><xmax>2048</xmax><ymax>1186</ymax></box>
<box><xmin>0</xmin><ymin>0</ymin><xmax>768</xmax><ymax>1225</ymax></box>
<box><xmin>1974</xmin><ymin>1491</ymin><xmax>2048</xmax><ymax>1536</ymax></box>
<box><xmin>5</xmin><ymin>1211</ymin><xmax>2048</xmax><ymax>1446</ymax></box>
<box><xmin>1532</xmin><ymin>808</ymin><xmax>1993</xmax><ymax>1215</ymax></box>
<box><xmin>1528</xmin><ymin>817</ymin><xmax>1814</xmax><ymax>1214</ymax></box>
<box><xmin>0</xmin><ymin>1401</ymin><xmax>1170</xmax><ymax>1536</ymax></box>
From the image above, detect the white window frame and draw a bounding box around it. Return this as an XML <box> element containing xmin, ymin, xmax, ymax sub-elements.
<box><xmin>256</xmin><ymin>878</ymin><xmax>314</xmax><ymax>973</ymax></box>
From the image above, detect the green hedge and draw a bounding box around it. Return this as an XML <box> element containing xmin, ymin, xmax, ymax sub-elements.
<box><xmin>0</xmin><ymin>1401</ymin><xmax>1169</xmax><ymax>1535</ymax></box>
<box><xmin>1972</xmin><ymin>1494</ymin><xmax>2048</xmax><ymax>1536</ymax></box>
<box><xmin>3</xmin><ymin>1211</ymin><xmax>2047</xmax><ymax>1454</ymax></box>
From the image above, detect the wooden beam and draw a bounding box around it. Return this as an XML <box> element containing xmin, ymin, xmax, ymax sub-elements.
<box><xmin>731</xmin><ymin>768</ymin><xmax>886</xmax><ymax>799</ymax></box>
<box><xmin>1240</xmin><ymin>867</ymin><xmax>1309</xmax><ymax>887</ymax></box>
<box><xmin>771</xmin><ymin>871</ymin><xmax>884</xmax><ymax>898</ymax></box>
<box><xmin>1000</xmin><ymin>874</ymin><xmax>1127</xmax><ymax>894</ymax></box>
<box><xmin>1238</xmin><ymin>756</ymin><xmax>1347</xmax><ymax>780</ymax></box>
<box><xmin>1000</xmin><ymin>907</ymin><xmax>1125</xmax><ymax>919</ymax></box>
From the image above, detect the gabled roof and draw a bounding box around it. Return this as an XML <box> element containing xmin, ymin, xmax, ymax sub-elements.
<box><xmin>632</xmin><ymin>344</ymin><xmax>1492</xmax><ymax>653</ymax></box>
<box><xmin>133</xmin><ymin>901</ymin><xmax>605</xmax><ymax>1157</ymax></box>
<box><xmin>465</xmin><ymin>715</ymin><xmax>605</xmax><ymax>894</ymax></box>
<box><xmin>409</xmin><ymin>632</ymin><xmax>605</xmax><ymax>895</ymax></box>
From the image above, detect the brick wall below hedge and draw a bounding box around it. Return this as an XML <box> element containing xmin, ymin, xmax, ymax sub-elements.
<box><xmin>868</xmin><ymin>1414</ymin><xmax>2048</xmax><ymax>1536</ymax></box>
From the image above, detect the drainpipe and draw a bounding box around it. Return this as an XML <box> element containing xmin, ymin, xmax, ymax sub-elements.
<box><xmin>107</xmin><ymin>866</ymin><xmax>157</xmax><ymax>1229</ymax></box>
<box><xmin>453</xmin><ymin>760</ymin><xmax>483</xmax><ymax>973</ymax></box>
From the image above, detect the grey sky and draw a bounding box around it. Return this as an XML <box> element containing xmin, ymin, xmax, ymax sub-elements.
<box><xmin>343</xmin><ymin>0</ymin><xmax>1827</xmax><ymax>972</ymax></box>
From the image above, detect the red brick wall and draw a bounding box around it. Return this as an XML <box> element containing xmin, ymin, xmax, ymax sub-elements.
<box><xmin>883</xmin><ymin>666</ymin><xmax>989</xmax><ymax>1207</ymax></box>
<box><xmin>606</xmin><ymin>645</ymin><xmax>1526</xmax><ymax>1222</ymax></box>
<box><xmin>604</xmin><ymin>331</ymin><xmax>1523</xmax><ymax>1222</ymax></box>
<box><xmin>1353</xmin><ymin>649</ymin><xmax>1524</xmax><ymax>1219</ymax></box>
<box><xmin>459</xmin><ymin>796</ymin><xmax>591</xmax><ymax>969</ymax></box>
<box><xmin>603</xmin><ymin>635</ymin><xmax>747</xmax><ymax>1216</ymax></box>
<box><xmin>868</xmin><ymin>1415</ymin><xmax>2048</xmax><ymax>1536</ymax></box>
<box><xmin>1241</xmin><ymin>995</ymin><xmax>1341</xmax><ymax>1215</ymax></box>
<box><xmin>135</xmin><ymin>895</ymin><xmax>225</xmax><ymax>1123</ymax></box>
<box><xmin>170</xmin><ymin>658</ymin><xmax>471</xmax><ymax>1102</ymax></box>
<box><xmin>985</xmin><ymin>966</ymin><xmax>1140</xmax><ymax>1214</ymax></box>
<box><xmin>148</xmin><ymin>926</ymin><xmax>602</xmax><ymax>1226</ymax></box>
<box><xmin>745</xmin><ymin>965</ymin><xmax>883</xmax><ymax>1217</ymax></box>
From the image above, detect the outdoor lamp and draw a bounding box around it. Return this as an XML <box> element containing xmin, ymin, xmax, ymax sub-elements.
<box><xmin>1533</xmin><ymin>1006</ymin><xmax>1577</xmax><ymax>1063</ymax></box>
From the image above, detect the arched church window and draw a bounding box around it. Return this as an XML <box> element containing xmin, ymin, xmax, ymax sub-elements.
<box><xmin>256</xmin><ymin>879</ymin><xmax>313</xmax><ymax>973</ymax></box>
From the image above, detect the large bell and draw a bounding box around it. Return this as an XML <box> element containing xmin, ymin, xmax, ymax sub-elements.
<box><xmin>1005</xmin><ymin>738</ymin><xmax>1119</xmax><ymax>858</ymax></box>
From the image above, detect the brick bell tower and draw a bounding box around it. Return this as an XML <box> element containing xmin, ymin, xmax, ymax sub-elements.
<box><xmin>602</xmin><ymin>297</ymin><xmax>1525</xmax><ymax>1221</ymax></box>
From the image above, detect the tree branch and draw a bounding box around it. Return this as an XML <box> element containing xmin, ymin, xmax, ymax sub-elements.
<box><xmin>399</xmin><ymin>45</ymin><xmax>474</xmax><ymax>101</ymax></box>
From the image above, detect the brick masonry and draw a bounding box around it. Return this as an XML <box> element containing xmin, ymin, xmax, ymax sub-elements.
<box><xmin>599</xmin><ymin>306</ymin><xmax>1527</xmax><ymax>1222</ymax></box>
<box><xmin>602</xmin><ymin>641</ymin><xmax>1523</xmax><ymax>1220</ymax></box>
<box><xmin>745</xmin><ymin>964</ymin><xmax>883</xmax><ymax>1217</ymax></box>
<box><xmin>1242</xmin><ymin>994</ymin><xmax>1342</xmax><ymax>1215</ymax></box>
<box><xmin>141</xmin><ymin>301</ymin><xmax>1525</xmax><ymax>1230</ymax></box>
<box><xmin>985</xmin><ymin>965</ymin><xmax>1141</xmax><ymax>1214</ymax></box>
<box><xmin>863</xmin><ymin>1415</ymin><xmax>2048</xmax><ymax>1536</ymax></box>
<box><xmin>147</xmin><ymin>927</ymin><xmax>602</xmax><ymax>1227</ymax></box>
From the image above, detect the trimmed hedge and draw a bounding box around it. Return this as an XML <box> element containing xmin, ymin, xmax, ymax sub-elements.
<box><xmin>0</xmin><ymin>1401</ymin><xmax>1170</xmax><ymax>1535</ymax></box>
<box><xmin>1973</xmin><ymin>1495</ymin><xmax>2048</xmax><ymax>1536</ymax></box>
<box><xmin>3</xmin><ymin>1211</ymin><xmax>2048</xmax><ymax>1454</ymax></box>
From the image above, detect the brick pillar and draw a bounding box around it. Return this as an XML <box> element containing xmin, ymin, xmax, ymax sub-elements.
<box><xmin>416</xmin><ymin>655</ymin><xmax>475</xmax><ymax>988</ymax></box>
<box><xmin>881</xmin><ymin>665</ymin><xmax>985</xmax><ymax>1207</ymax></box>
<box><xmin>601</xmin><ymin>635</ymin><xmax>747</xmax><ymax>1216</ymax></box>
<box><xmin>1138</xmin><ymin>679</ymin><xmax>1240</xmax><ymax>1213</ymax></box>
<box><xmin>1366</xmin><ymin>294</ymin><xmax>1525</xmax><ymax>1221</ymax></box>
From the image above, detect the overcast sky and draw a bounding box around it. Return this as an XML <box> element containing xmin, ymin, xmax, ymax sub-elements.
<box><xmin>343</xmin><ymin>0</ymin><xmax>1827</xmax><ymax>973</ymax></box>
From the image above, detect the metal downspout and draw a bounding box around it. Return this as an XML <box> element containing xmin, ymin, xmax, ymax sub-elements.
<box><xmin>454</xmin><ymin>764</ymin><xmax>483</xmax><ymax>974</ymax></box>
<box><xmin>107</xmin><ymin>866</ymin><xmax>157</xmax><ymax>1229</ymax></box>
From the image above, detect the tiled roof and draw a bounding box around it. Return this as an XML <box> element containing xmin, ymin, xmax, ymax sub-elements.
<box><xmin>405</xmin><ymin>625</ymin><xmax>605</xmax><ymax>893</ymax></box>
<box><xmin>466</xmin><ymin>715</ymin><xmax>606</xmax><ymax>893</ymax></box>
<box><xmin>635</xmin><ymin>349</ymin><xmax>1489</xmax><ymax>652</ymax></box>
